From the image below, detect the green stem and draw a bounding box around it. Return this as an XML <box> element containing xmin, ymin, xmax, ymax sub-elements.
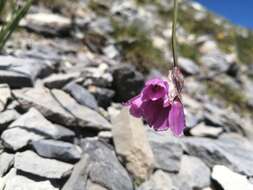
<box><xmin>172</xmin><ymin>0</ymin><xmax>178</xmax><ymax>68</ymax></box>
<box><xmin>0</xmin><ymin>0</ymin><xmax>33</xmax><ymax>51</ymax></box>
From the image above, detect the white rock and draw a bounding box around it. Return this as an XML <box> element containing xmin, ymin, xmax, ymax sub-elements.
<box><xmin>112</xmin><ymin>108</ymin><xmax>155</xmax><ymax>180</ymax></box>
<box><xmin>212</xmin><ymin>165</ymin><xmax>253</xmax><ymax>190</ymax></box>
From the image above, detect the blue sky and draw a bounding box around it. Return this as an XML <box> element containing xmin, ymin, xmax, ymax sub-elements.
<box><xmin>195</xmin><ymin>0</ymin><xmax>253</xmax><ymax>29</ymax></box>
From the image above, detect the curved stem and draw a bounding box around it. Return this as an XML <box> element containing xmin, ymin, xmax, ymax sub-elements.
<box><xmin>172</xmin><ymin>0</ymin><xmax>178</xmax><ymax>68</ymax></box>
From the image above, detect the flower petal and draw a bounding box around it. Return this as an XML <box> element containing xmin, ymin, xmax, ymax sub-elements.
<box><xmin>124</xmin><ymin>95</ymin><xmax>143</xmax><ymax>118</ymax></box>
<box><xmin>152</xmin><ymin>106</ymin><xmax>170</xmax><ymax>131</ymax></box>
<box><xmin>169</xmin><ymin>100</ymin><xmax>185</xmax><ymax>136</ymax></box>
<box><xmin>142</xmin><ymin>78</ymin><xmax>169</xmax><ymax>101</ymax></box>
<box><xmin>141</xmin><ymin>99</ymin><xmax>170</xmax><ymax>131</ymax></box>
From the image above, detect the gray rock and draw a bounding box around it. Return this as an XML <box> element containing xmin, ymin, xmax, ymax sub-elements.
<box><xmin>171</xmin><ymin>155</ymin><xmax>210</xmax><ymax>190</ymax></box>
<box><xmin>138</xmin><ymin>170</ymin><xmax>174</xmax><ymax>190</ymax></box>
<box><xmin>43</xmin><ymin>73</ymin><xmax>80</xmax><ymax>89</ymax></box>
<box><xmin>199</xmin><ymin>52</ymin><xmax>230</xmax><ymax>74</ymax></box>
<box><xmin>103</xmin><ymin>45</ymin><xmax>119</xmax><ymax>59</ymax></box>
<box><xmin>212</xmin><ymin>165</ymin><xmax>253</xmax><ymax>190</ymax></box>
<box><xmin>89</xmin><ymin>86</ymin><xmax>115</xmax><ymax>108</ymax></box>
<box><xmin>3</xmin><ymin>169</ymin><xmax>59</xmax><ymax>190</ymax></box>
<box><xmin>0</xmin><ymin>110</ymin><xmax>20</xmax><ymax>132</ymax></box>
<box><xmin>16</xmin><ymin>43</ymin><xmax>61</xmax><ymax>62</ymax></box>
<box><xmin>199</xmin><ymin>52</ymin><xmax>230</xmax><ymax>76</ymax></box>
<box><xmin>89</xmin><ymin>17</ymin><xmax>113</xmax><ymax>35</ymax></box>
<box><xmin>185</xmin><ymin>111</ymin><xmax>201</xmax><ymax>128</ymax></box>
<box><xmin>0</xmin><ymin>84</ymin><xmax>11</xmax><ymax>112</ymax></box>
<box><xmin>190</xmin><ymin>122</ymin><xmax>223</xmax><ymax>138</ymax></box>
<box><xmin>112</xmin><ymin>108</ymin><xmax>155</xmax><ymax>180</ymax></box>
<box><xmin>63</xmin><ymin>140</ymin><xmax>133</xmax><ymax>190</ymax></box>
<box><xmin>1</xmin><ymin>108</ymin><xmax>75</xmax><ymax>150</ymax></box>
<box><xmin>82</xmin><ymin>64</ymin><xmax>113</xmax><ymax>88</ymax></box>
<box><xmin>14</xmin><ymin>151</ymin><xmax>73</xmax><ymax>179</ymax></box>
<box><xmin>64</xmin><ymin>82</ymin><xmax>98</xmax><ymax>110</ymax></box>
<box><xmin>112</xmin><ymin>64</ymin><xmax>144</xmax><ymax>102</ymax></box>
<box><xmin>148</xmin><ymin>132</ymin><xmax>183</xmax><ymax>173</ymax></box>
<box><xmin>182</xmin><ymin>136</ymin><xmax>253</xmax><ymax>176</ymax></box>
<box><xmin>87</xmin><ymin>180</ymin><xmax>108</xmax><ymax>190</ymax></box>
<box><xmin>22</xmin><ymin>13</ymin><xmax>71</xmax><ymax>37</ymax></box>
<box><xmin>242</xmin><ymin>76</ymin><xmax>253</xmax><ymax>108</ymax></box>
<box><xmin>13</xmin><ymin>88</ymin><xmax>111</xmax><ymax>130</ymax></box>
<box><xmin>0</xmin><ymin>153</ymin><xmax>14</xmax><ymax>177</ymax></box>
<box><xmin>1</xmin><ymin>127</ymin><xmax>44</xmax><ymax>151</ymax></box>
<box><xmin>178</xmin><ymin>57</ymin><xmax>200</xmax><ymax>75</ymax></box>
<box><xmin>62</xmin><ymin>155</ymin><xmax>90</xmax><ymax>190</ymax></box>
<box><xmin>32</xmin><ymin>139</ymin><xmax>82</xmax><ymax>162</ymax></box>
<box><xmin>9</xmin><ymin>108</ymin><xmax>74</xmax><ymax>139</ymax></box>
<box><xmin>80</xmin><ymin>139</ymin><xmax>133</xmax><ymax>190</ymax></box>
<box><xmin>0</xmin><ymin>56</ymin><xmax>53</xmax><ymax>88</ymax></box>
<box><xmin>204</xmin><ymin>104</ymin><xmax>245</xmax><ymax>135</ymax></box>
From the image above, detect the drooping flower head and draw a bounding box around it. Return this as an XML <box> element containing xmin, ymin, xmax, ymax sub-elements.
<box><xmin>125</xmin><ymin>74</ymin><xmax>185</xmax><ymax>136</ymax></box>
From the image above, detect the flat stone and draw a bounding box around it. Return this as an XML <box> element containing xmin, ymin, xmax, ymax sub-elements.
<box><xmin>204</xmin><ymin>104</ymin><xmax>244</xmax><ymax>135</ymax></box>
<box><xmin>32</xmin><ymin>139</ymin><xmax>82</xmax><ymax>162</ymax></box>
<box><xmin>64</xmin><ymin>82</ymin><xmax>98</xmax><ymax>110</ymax></box>
<box><xmin>0</xmin><ymin>153</ymin><xmax>14</xmax><ymax>177</ymax></box>
<box><xmin>50</xmin><ymin>89</ymin><xmax>111</xmax><ymax>129</ymax></box>
<box><xmin>1</xmin><ymin>108</ymin><xmax>74</xmax><ymax>150</ymax></box>
<box><xmin>138</xmin><ymin>170</ymin><xmax>174</xmax><ymax>190</ymax></box>
<box><xmin>212</xmin><ymin>165</ymin><xmax>253</xmax><ymax>190</ymax></box>
<box><xmin>171</xmin><ymin>155</ymin><xmax>210</xmax><ymax>190</ymax></box>
<box><xmin>63</xmin><ymin>139</ymin><xmax>133</xmax><ymax>190</ymax></box>
<box><xmin>112</xmin><ymin>108</ymin><xmax>155</xmax><ymax>180</ymax></box>
<box><xmin>0</xmin><ymin>110</ymin><xmax>20</xmax><ymax>132</ymax></box>
<box><xmin>62</xmin><ymin>155</ymin><xmax>90</xmax><ymax>190</ymax></box>
<box><xmin>14</xmin><ymin>151</ymin><xmax>73</xmax><ymax>179</ymax></box>
<box><xmin>82</xmin><ymin>139</ymin><xmax>133</xmax><ymax>190</ymax></box>
<box><xmin>3</xmin><ymin>169</ymin><xmax>58</xmax><ymax>190</ymax></box>
<box><xmin>178</xmin><ymin>57</ymin><xmax>200</xmax><ymax>75</ymax></box>
<box><xmin>13</xmin><ymin>88</ymin><xmax>111</xmax><ymax>130</ymax></box>
<box><xmin>9</xmin><ymin>108</ymin><xmax>74</xmax><ymax>139</ymax></box>
<box><xmin>0</xmin><ymin>56</ymin><xmax>52</xmax><ymax>88</ymax></box>
<box><xmin>1</xmin><ymin>127</ymin><xmax>44</xmax><ymax>151</ymax></box>
<box><xmin>43</xmin><ymin>73</ymin><xmax>80</xmax><ymax>89</ymax></box>
<box><xmin>147</xmin><ymin>131</ymin><xmax>183</xmax><ymax>173</ymax></box>
<box><xmin>0</xmin><ymin>84</ymin><xmax>11</xmax><ymax>112</ymax></box>
<box><xmin>190</xmin><ymin>122</ymin><xmax>223</xmax><ymax>138</ymax></box>
<box><xmin>22</xmin><ymin>13</ymin><xmax>71</xmax><ymax>37</ymax></box>
<box><xmin>182</xmin><ymin>136</ymin><xmax>253</xmax><ymax>176</ymax></box>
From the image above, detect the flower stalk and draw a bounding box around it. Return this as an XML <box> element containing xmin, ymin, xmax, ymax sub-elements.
<box><xmin>172</xmin><ymin>0</ymin><xmax>178</xmax><ymax>68</ymax></box>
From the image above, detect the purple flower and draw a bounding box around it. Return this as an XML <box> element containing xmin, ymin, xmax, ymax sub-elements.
<box><xmin>169</xmin><ymin>99</ymin><xmax>185</xmax><ymax>136</ymax></box>
<box><xmin>142</xmin><ymin>78</ymin><xmax>169</xmax><ymax>101</ymax></box>
<box><xmin>125</xmin><ymin>77</ymin><xmax>185</xmax><ymax>136</ymax></box>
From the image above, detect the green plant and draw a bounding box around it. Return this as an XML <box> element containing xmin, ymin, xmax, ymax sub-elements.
<box><xmin>112</xmin><ymin>21</ymin><xmax>168</xmax><ymax>73</ymax></box>
<box><xmin>236</xmin><ymin>32</ymin><xmax>253</xmax><ymax>64</ymax></box>
<box><xmin>178</xmin><ymin>43</ymin><xmax>199</xmax><ymax>61</ymax></box>
<box><xmin>0</xmin><ymin>0</ymin><xmax>33</xmax><ymax>51</ymax></box>
<box><xmin>135</xmin><ymin>0</ymin><xmax>160</xmax><ymax>6</ymax></box>
<box><xmin>206</xmin><ymin>80</ymin><xmax>251</xmax><ymax>114</ymax></box>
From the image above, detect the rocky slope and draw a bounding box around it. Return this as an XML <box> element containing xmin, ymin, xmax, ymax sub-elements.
<box><xmin>0</xmin><ymin>0</ymin><xmax>253</xmax><ymax>190</ymax></box>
